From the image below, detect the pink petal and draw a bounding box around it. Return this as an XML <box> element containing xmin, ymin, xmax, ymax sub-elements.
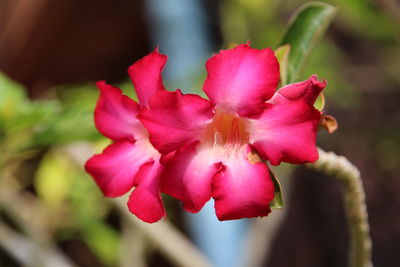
<box><xmin>128</xmin><ymin>50</ymin><xmax>167</xmax><ymax>107</ymax></box>
<box><xmin>269</xmin><ymin>75</ymin><xmax>326</xmax><ymax>105</ymax></box>
<box><xmin>138</xmin><ymin>90</ymin><xmax>214</xmax><ymax>154</ymax></box>
<box><xmin>203</xmin><ymin>43</ymin><xmax>280</xmax><ymax>116</ymax></box>
<box><xmin>85</xmin><ymin>139</ymin><xmax>159</xmax><ymax>198</ymax></box>
<box><xmin>249</xmin><ymin>103</ymin><xmax>321</xmax><ymax>166</ymax></box>
<box><xmin>128</xmin><ymin>161</ymin><xmax>166</xmax><ymax>223</ymax></box>
<box><xmin>212</xmin><ymin>145</ymin><xmax>274</xmax><ymax>221</ymax></box>
<box><xmin>160</xmin><ymin>142</ymin><xmax>222</xmax><ymax>213</ymax></box>
<box><xmin>94</xmin><ymin>81</ymin><xmax>144</xmax><ymax>141</ymax></box>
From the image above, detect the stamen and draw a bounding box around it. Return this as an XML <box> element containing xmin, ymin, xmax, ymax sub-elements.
<box><xmin>247</xmin><ymin>151</ymin><xmax>262</xmax><ymax>164</ymax></box>
<box><xmin>227</xmin><ymin>117</ymin><xmax>241</xmax><ymax>145</ymax></box>
<box><xmin>214</xmin><ymin>132</ymin><xmax>223</xmax><ymax>146</ymax></box>
<box><xmin>202</xmin><ymin>109</ymin><xmax>250</xmax><ymax>148</ymax></box>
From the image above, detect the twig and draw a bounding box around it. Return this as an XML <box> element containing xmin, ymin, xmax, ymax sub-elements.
<box><xmin>244</xmin><ymin>213</ymin><xmax>285</xmax><ymax>267</ymax></box>
<box><xmin>114</xmin><ymin>198</ymin><xmax>212</xmax><ymax>267</ymax></box>
<box><xmin>0</xmin><ymin>158</ymin><xmax>77</xmax><ymax>267</ymax></box>
<box><xmin>0</xmin><ymin>164</ymin><xmax>51</xmax><ymax>245</ymax></box>
<box><xmin>308</xmin><ymin>148</ymin><xmax>373</xmax><ymax>267</ymax></box>
<box><xmin>120</xmin><ymin>218</ymin><xmax>147</xmax><ymax>267</ymax></box>
<box><xmin>0</xmin><ymin>221</ymin><xmax>77</xmax><ymax>267</ymax></box>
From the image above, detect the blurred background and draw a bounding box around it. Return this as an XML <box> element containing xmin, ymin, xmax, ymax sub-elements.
<box><xmin>0</xmin><ymin>0</ymin><xmax>399</xmax><ymax>266</ymax></box>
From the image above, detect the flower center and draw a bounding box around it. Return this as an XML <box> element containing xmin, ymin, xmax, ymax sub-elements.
<box><xmin>202</xmin><ymin>109</ymin><xmax>249</xmax><ymax>147</ymax></box>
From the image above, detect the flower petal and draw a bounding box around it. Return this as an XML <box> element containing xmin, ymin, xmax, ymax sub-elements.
<box><xmin>139</xmin><ymin>90</ymin><xmax>214</xmax><ymax>154</ymax></box>
<box><xmin>203</xmin><ymin>44</ymin><xmax>280</xmax><ymax>116</ymax></box>
<box><xmin>212</xmin><ymin>145</ymin><xmax>274</xmax><ymax>221</ymax></box>
<box><xmin>94</xmin><ymin>81</ymin><xmax>144</xmax><ymax>141</ymax></box>
<box><xmin>269</xmin><ymin>74</ymin><xmax>326</xmax><ymax>105</ymax></box>
<box><xmin>128</xmin><ymin>161</ymin><xmax>166</xmax><ymax>223</ymax></box>
<box><xmin>160</xmin><ymin>142</ymin><xmax>222</xmax><ymax>213</ymax></box>
<box><xmin>249</xmin><ymin>103</ymin><xmax>321</xmax><ymax>166</ymax></box>
<box><xmin>85</xmin><ymin>139</ymin><xmax>158</xmax><ymax>198</ymax></box>
<box><xmin>128</xmin><ymin>50</ymin><xmax>167</xmax><ymax>107</ymax></box>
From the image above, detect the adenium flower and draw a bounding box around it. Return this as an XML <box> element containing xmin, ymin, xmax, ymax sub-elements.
<box><xmin>85</xmin><ymin>43</ymin><xmax>326</xmax><ymax>223</ymax></box>
<box><xmin>138</xmin><ymin>43</ymin><xmax>326</xmax><ymax>220</ymax></box>
<box><xmin>85</xmin><ymin>51</ymin><xmax>168</xmax><ymax>223</ymax></box>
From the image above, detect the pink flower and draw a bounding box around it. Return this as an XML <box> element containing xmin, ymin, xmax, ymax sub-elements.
<box><xmin>85</xmin><ymin>51</ymin><xmax>169</xmax><ymax>223</ymax></box>
<box><xmin>138</xmin><ymin>43</ymin><xmax>326</xmax><ymax>220</ymax></box>
<box><xmin>85</xmin><ymin>43</ymin><xmax>326</xmax><ymax>223</ymax></box>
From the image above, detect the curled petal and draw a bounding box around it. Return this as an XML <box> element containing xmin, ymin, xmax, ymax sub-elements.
<box><xmin>95</xmin><ymin>81</ymin><xmax>144</xmax><ymax>141</ymax></box>
<box><xmin>85</xmin><ymin>140</ymin><xmax>158</xmax><ymax>198</ymax></box>
<box><xmin>212</xmin><ymin>145</ymin><xmax>274</xmax><ymax>221</ymax></box>
<box><xmin>249</xmin><ymin>103</ymin><xmax>321</xmax><ymax>166</ymax></box>
<box><xmin>128</xmin><ymin>50</ymin><xmax>167</xmax><ymax>107</ymax></box>
<box><xmin>160</xmin><ymin>142</ymin><xmax>222</xmax><ymax>213</ymax></box>
<box><xmin>139</xmin><ymin>90</ymin><xmax>214</xmax><ymax>154</ymax></box>
<box><xmin>128</xmin><ymin>161</ymin><xmax>166</xmax><ymax>223</ymax></box>
<box><xmin>269</xmin><ymin>74</ymin><xmax>326</xmax><ymax>105</ymax></box>
<box><xmin>203</xmin><ymin>44</ymin><xmax>280</xmax><ymax>116</ymax></box>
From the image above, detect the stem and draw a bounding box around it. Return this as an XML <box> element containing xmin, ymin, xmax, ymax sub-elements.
<box><xmin>308</xmin><ymin>148</ymin><xmax>373</xmax><ymax>267</ymax></box>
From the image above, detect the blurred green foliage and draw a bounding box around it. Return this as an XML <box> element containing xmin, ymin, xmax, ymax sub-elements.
<box><xmin>35</xmin><ymin>149</ymin><xmax>119</xmax><ymax>265</ymax></box>
<box><xmin>0</xmin><ymin>73</ymin><xmax>121</xmax><ymax>265</ymax></box>
<box><xmin>0</xmin><ymin>73</ymin><xmax>99</xmax><ymax>154</ymax></box>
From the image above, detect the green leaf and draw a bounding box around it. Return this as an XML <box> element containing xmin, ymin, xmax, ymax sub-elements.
<box><xmin>26</xmin><ymin>86</ymin><xmax>100</xmax><ymax>148</ymax></box>
<box><xmin>29</xmin><ymin>106</ymin><xmax>100</xmax><ymax>148</ymax></box>
<box><xmin>0</xmin><ymin>72</ymin><xmax>30</xmax><ymax>127</ymax></box>
<box><xmin>269</xmin><ymin>170</ymin><xmax>284</xmax><ymax>210</ymax></box>
<box><xmin>82</xmin><ymin>221</ymin><xmax>119</xmax><ymax>266</ymax></box>
<box><xmin>274</xmin><ymin>44</ymin><xmax>291</xmax><ymax>86</ymax></box>
<box><xmin>225</xmin><ymin>42</ymin><xmax>240</xmax><ymax>49</ymax></box>
<box><xmin>34</xmin><ymin>150</ymin><xmax>73</xmax><ymax>207</ymax></box>
<box><xmin>314</xmin><ymin>92</ymin><xmax>325</xmax><ymax>111</ymax></box>
<box><xmin>279</xmin><ymin>2</ymin><xmax>337</xmax><ymax>85</ymax></box>
<box><xmin>0</xmin><ymin>72</ymin><xmax>26</xmax><ymax>115</ymax></box>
